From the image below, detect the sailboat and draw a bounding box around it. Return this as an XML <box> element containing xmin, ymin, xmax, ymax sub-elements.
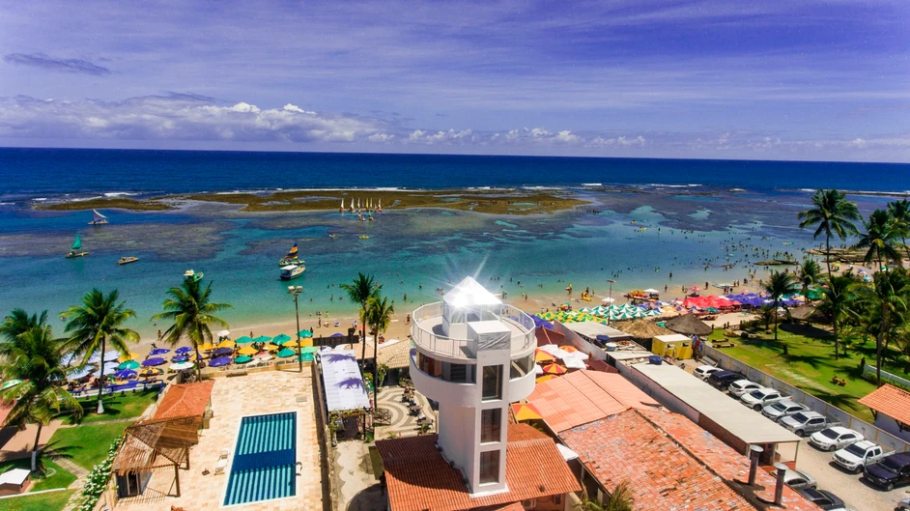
<box><xmin>340</xmin><ymin>198</ymin><xmax>345</xmax><ymax>213</ymax></box>
<box><xmin>377</xmin><ymin>199</ymin><xmax>382</xmax><ymax>212</ymax></box>
<box><xmin>279</xmin><ymin>242</ymin><xmax>303</xmax><ymax>267</ymax></box>
<box><xmin>66</xmin><ymin>234</ymin><xmax>88</xmax><ymax>258</ymax></box>
<box><xmin>88</xmin><ymin>209</ymin><xmax>108</xmax><ymax>225</ymax></box>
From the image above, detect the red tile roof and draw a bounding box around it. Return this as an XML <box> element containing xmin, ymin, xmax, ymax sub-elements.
<box><xmin>153</xmin><ymin>381</ymin><xmax>214</xmax><ymax>420</ymax></box>
<box><xmin>376</xmin><ymin>424</ymin><xmax>580</xmax><ymax>511</ymax></box>
<box><xmin>859</xmin><ymin>384</ymin><xmax>910</xmax><ymax>426</ymax></box>
<box><xmin>525</xmin><ymin>370</ymin><xmax>660</xmax><ymax>432</ymax></box>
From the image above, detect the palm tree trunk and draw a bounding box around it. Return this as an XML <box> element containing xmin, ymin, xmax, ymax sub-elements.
<box><xmin>96</xmin><ymin>338</ymin><xmax>106</xmax><ymax>414</ymax></box>
<box><xmin>773</xmin><ymin>300</ymin><xmax>779</xmax><ymax>341</ymax></box>
<box><xmin>360</xmin><ymin>302</ymin><xmax>367</xmax><ymax>368</ymax></box>
<box><xmin>31</xmin><ymin>421</ymin><xmax>43</xmax><ymax>471</ymax></box>
<box><xmin>372</xmin><ymin>325</ymin><xmax>379</xmax><ymax>413</ymax></box>
<box><xmin>825</xmin><ymin>233</ymin><xmax>832</xmax><ymax>278</ymax></box>
<box><xmin>832</xmin><ymin>317</ymin><xmax>840</xmax><ymax>360</ymax></box>
<box><xmin>903</xmin><ymin>235</ymin><xmax>910</xmax><ymax>267</ymax></box>
<box><xmin>877</xmin><ymin>305</ymin><xmax>887</xmax><ymax>387</ymax></box>
<box><xmin>195</xmin><ymin>344</ymin><xmax>203</xmax><ymax>381</ymax></box>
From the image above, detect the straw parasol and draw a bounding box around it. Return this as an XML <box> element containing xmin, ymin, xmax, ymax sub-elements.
<box><xmin>511</xmin><ymin>403</ymin><xmax>542</xmax><ymax>422</ymax></box>
<box><xmin>612</xmin><ymin>320</ymin><xmax>675</xmax><ymax>341</ymax></box>
<box><xmin>664</xmin><ymin>314</ymin><xmax>713</xmax><ymax>337</ymax></box>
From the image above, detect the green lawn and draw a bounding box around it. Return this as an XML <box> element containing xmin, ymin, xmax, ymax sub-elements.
<box><xmin>0</xmin><ymin>459</ymin><xmax>76</xmax><ymax>492</ymax></box>
<box><xmin>64</xmin><ymin>389</ymin><xmax>158</xmax><ymax>425</ymax></box>
<box><xmin>48</xmin><ymin>422</ymin><xmax>131</xmax><ymax>471</ymax></box>
<box><xmin>710</xmin><ymin>323</ymin><xmax>905</xmax><ymax>422</ymax></box>
<box><xmin>0</xmin><ymin>489</ymin><xmax>74</xmax><ymax>511</ymax></box>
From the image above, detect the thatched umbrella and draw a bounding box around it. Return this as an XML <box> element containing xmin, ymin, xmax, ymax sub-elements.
<box><xmin>789</xmin><ymin>304</ymin><xmax>818</xmax><ymax>323</ymax></box>
<box><xmin>665</xmin><ymin>314</ymin><xmax>713</xmax><ymax>337</ymax></box>
<box><xmin>612</xmin><ymin>320</ymin><xmax>674</xmax><ymax>340</ymax></box>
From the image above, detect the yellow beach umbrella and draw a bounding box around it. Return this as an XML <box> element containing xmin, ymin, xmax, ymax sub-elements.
<box><xmin>543</xmin><ymin>363</ymin><xmax>567</xmax><ymax>375</ymax></box>
<box><xmin>200</xmin><ymin>342</ymin><xmax>215</xmax><ymax>351</ymax></box>
<box><xmin>118</xmin><ymin>352</ymin><xmax>139</xmax><ymax>363</ymax></box>
<box><xmin>264</xmin><ymin>344</ymin><xmax>280</xmax><ymax>352</ymax></box>
<box><xmin>189</xmin><ymin>352</ymin><xmax>209</xmax><ymax>361</ymax></box>
<box><xmin>139</xmin><ymin>367</ymin><xmax>163</xmax><ymax>377</ymax></box>
<box><xmin>217</xmin><ymin>340</ymin><xmax>236</xmax><ymax>349</ymax></box>
<box><xmin>511</xmin><ymin>403</ymin><xmax>543</xmax><ymax>422</ymax></box>
<box><xmin>237</xmin><ymin>346</ymin><xmax>258</xmax><ymax>356</ymax></box>
<box><xmin>534</xmin><ymin>349</ymin><xmax>555</xmax><ymax>363</ymax></box>
<box><xmin>535</xmin><ymin>375</ymin><xmax>554</xmax><ymax>383</ymax></box>
<box><xmin>281</xmin><ymin>339</ymin><xmax>301</xmax><ymax>346</ymax></box>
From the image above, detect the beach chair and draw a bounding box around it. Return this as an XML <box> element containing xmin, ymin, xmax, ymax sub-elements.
<box><xmin>219</xmin><ymin>449</ymin><xmax>230</xmax><ymax>459</ymax></box>
<box><xmin>214</xmin><ymin>457</ymin><xmax>228</xmax><ymax>475</ymax></box>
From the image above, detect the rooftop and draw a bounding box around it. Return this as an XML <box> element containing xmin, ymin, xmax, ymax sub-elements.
<box><xmin>411</xmin><ymin>303</ymin><xmax>535</xmax><ymax>360</ymax></box>
<box><xmin>153</xmin><ymin>381</ymin><xmax>215</xmax><ymax>421</ymax></box>
<box><xmin>376</xmin><ymin>423</ymin><xmax>580</xmax><ymax>511</ymax></box>
<box><xmin>631</xmin><ymin>362</ymin><xmax>800</xmax><ymax>445</ymax></box>
<box><xmin>858</xmin><ymin>384</ymin><xmax>910</xmax><ymax>425</ymax></box>
<box><xmin>320</xmin><ymin>349</ymin><xmax>371</xmax><ymax>412</ymax></box>
<box><xmin>563</xmin><ymin>321</ymin><xmax>631</xmax><ymax>340</ymax></box>
<box><xmin>526</xmin><ymin>370</ymin><xmax>660</xmax><ymax>432</ymax></box>
<box><xmin>443</xmin><ymin>276</ymin><xmax>502</xmax><ymax>307</ymax></box>
<box><xmin>0</xmin><ymin>468</ymin><xmax>29</xmax><ymax>485</ymax></box>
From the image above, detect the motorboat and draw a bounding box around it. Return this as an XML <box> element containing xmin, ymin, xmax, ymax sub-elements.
<box><xmin>88</xmin><ymin>209</ymin><xmax>108</xmax><ymax>225</ymax></box>
<box><xmin>184</xmin><ymin>269</ymin><xmax>204</xmax><ymax>282</ymax></box>
<box><xmin>66</xmin><ymin>234</ymin><xmax>89</xmax><ymax>258</ymax></box>
<box><xmin>118</xmin><ymin>256</ymin><xmax>139</xmax><ymax>265</ymax></box>
<box><xmin>280</xmin><ymin>264</ymin><xmax>305</xmax><ymax>280</ymax></box>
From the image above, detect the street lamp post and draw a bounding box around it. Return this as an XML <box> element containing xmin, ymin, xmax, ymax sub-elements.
<box><xmin>288</xmin><ymin>285</ymin><xmax>304</xmax><ymax>373</ymax></box>
<box><xmin>607</xmin><ymin>279</ymin><xmax>616</xmax><ymax>300</ymax></box>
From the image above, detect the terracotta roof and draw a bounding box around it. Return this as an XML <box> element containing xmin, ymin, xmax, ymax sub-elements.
<box><xmin>859</xmin><ymin>384</ymin><xmax>910</xmax><ymax>425</ymax></box>
<box><xmin>526</xmin><ymin>370</ymin><xmax>660</xmax><ymax>432</ymax></box>
<box><xmin>638</xmin><ymin>408</ymin><xmax>820</xmax><ymax>511</ymax></box>
<box><xmin>376</xmin><ymin>424</ymin><xmax>580</xmax><ymax>511</ymax></box>
<box><xmin>153</xmin><ymin>381</ymin><xmax>214</xmax><ymax>420</ymax></box>
<box><xmin>379</xmin><ymin>341</ymin><xmax>413</xmax><ymax>369</ymax></box>
<box><xmin>586</xmin><ymin>359</ymin><xmax>618</xmax><ymax>374</ymax></box>
<box><xmin>535</xmin><ymin>326</ymin><xmax>565</xmax><ymax>347</ymax></box>
<box><xmin>560</xmin><ymin>410</ymin><xmax>756</xmax><ymax>511</ymax></box>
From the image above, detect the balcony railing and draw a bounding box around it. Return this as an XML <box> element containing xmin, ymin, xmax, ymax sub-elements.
<box><xmin>410</xmin><ymin>302</ymin><xmax>535</xmax><ymax>359</ymax></box>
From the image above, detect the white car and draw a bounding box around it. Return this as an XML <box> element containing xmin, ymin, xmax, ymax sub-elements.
<box><xmin>761</xmin><ymin>400</ymin><xmax>807</xmax><ymax>422</ymax></box>
<box><xmin>694</xmin><ymin>365</ymin><xmax>722</xmax><ymax>380</ymax></box>
<box><xmin>809</xmin><ymin>427</ymin><xmax>863</xmax><ymax>452</ymax></box>
<box><xmin>728</xmin><ymin>379</ymin><xmax>762</xmax><ymax>397</ymax></box>
<box><xmin>740</xmin><ymin>387</ymin><xmax>786</xmax><ymax>411</ymax></box>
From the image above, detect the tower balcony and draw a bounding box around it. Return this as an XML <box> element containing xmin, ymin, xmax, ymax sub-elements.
<box><xmin>410</xmin><ymin>302</ymin><xmax>536</xmax><ymax>361</ymax></box>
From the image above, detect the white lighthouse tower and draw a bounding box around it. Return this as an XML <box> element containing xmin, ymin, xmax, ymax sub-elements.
<box><xmin>409</xmin><ymin>277</ymin><xmax>537</xmax><ymax>495</ymax></box>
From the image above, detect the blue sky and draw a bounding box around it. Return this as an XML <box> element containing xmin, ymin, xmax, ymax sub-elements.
<box><xmin>1</xmin><ymin>0</ymin><xmax>908</xmax><ymax>161</ymax></box>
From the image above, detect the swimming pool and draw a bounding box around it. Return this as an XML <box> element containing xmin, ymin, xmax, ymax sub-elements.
<box><xmin>223</xmin><ymin>412</ymin><xmax>297</xmax><ymax>506</ymax></box>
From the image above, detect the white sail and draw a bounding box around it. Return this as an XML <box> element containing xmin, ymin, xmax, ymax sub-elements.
<box><xmin>341</xmin><ymin>198</ymin><xmax>345</xmax><ymax>208</ymax></box>
<box><xmin>93</xmin><ymin>209</ymin><xmax>107</xmax><ymax>220</ymax></box>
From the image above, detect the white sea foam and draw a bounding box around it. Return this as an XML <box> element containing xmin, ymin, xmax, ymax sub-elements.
<box><xmin>581</xmin><ymin>183</ymin><xmax>602</xmax><ymax>187</ymax></box>
<box><xmin>32</xmin><ymin>198</ymin><xmax>47</xmax><ymax>201</ymax></box>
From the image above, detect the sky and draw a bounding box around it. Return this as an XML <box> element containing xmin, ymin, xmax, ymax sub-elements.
<box><xmin>1</xmin><ymin>0</ymin><xmax>909</xmax><ymax>162</ymax></box>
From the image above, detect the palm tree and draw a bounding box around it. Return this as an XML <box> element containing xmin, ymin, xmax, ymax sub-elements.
<box><xmin>62</xmin><ymin>289</ymin><xmax>139</xmax><ymax>414</ymax></box>
<box><xmin>762</xmin><ymin>271</ymin><xmax>799</xmax><ymax>341</ymax></box>
<box><xmin>888</xmin><ymin>198</ymin><xmax>910</xmax><ymax>263</ymax></box>
<box><xmin>364</xmin><ymin>296</ymin><xmax>394</xmax><ymax>409</ymax></box>
<box><xmin>152</xmin><ymin>278</ymin><xmax>232</xmax><ymax>381</ymax></box>
<box><xmin>857</xmin><ymin>268</ymin><xmax>910</xmax><ymax>386</ymax></box>
<box><xmin>0</xmin><ymin>324</ymin><xmax>82</xmax><ymax>471</ymax></box>
<box><xmin>340</xmin><ymin>273</ymin><xmax>381</xmax><ymax>366</ymax></box>
<box><xmin>816</xmin><ymin>275</ymin><xmax>856</xmax><ymax>359</ymax></box>
<box><xmin>797</xmin><ymin>259</ymin><xmax>821</xmax><ymax>302</ymax></box>
<box><xmin>856</xmin><ymin>209</ymin><xmax>902</xmax><ymax>271</ymax></box>
<box><xmin>0</xmin><ymin>308</ymin><xmax>49</xmax><ymax>342</ymax></box>
<box><xmin>798</xmin><ymin>189</ymin><xmax>860</xmax><ymax>277</ymax></box>
<box><xmin>575</xmin><ymin>481</ymin><xmax>633</xmax><ymax>511</ymax></box>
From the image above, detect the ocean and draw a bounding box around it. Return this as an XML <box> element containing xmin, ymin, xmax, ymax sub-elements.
<box><xmin>1</xmin><ymin>148</ymin><xmax>908</xmax><ymax>338</ymax></box>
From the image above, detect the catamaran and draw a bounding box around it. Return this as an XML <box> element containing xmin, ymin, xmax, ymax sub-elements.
<box><xmin>66</xmin><ymin>234</ymin><xmax>89</xmax><ymax>258</ymax></box>
<box><xmin>279</xmin><ymin>242</ymin><xmax>304</xmax><ymax>266</ymax></box>
<box><xmin>88</xmin><ymin>209</ymin><xmax>108</xmax><ymax>225</ymax></box>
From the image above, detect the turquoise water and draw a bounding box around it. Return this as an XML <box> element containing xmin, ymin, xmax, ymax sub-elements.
<box><xmin>224</xmin><ymin>412</ymin><xmax>297</xmax><ymax>506</ymax></box>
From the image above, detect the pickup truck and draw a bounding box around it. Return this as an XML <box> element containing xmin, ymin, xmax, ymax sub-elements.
<box><xmin>833</xmin><ymin>440</ymin><xmax>895</xmax><ymax>474</ymax></box>
<box><xmin>779</xmin><ymin>411</ymin><xmax>838</xmax><ymax>437</ymax></box>
<box><xmin>808</xmin><ymin>426</ymin><xmax>863</xmax><ymax>452</ymax></box>
<box><xmin>740</xmin><ymin>387</ymin><xmax>789</xmax><ymax>411</ymax></box>
<box><xmin>864</xmin><ymin>452</ymin><xmax>910</xmax><ymax>491</ymax></box>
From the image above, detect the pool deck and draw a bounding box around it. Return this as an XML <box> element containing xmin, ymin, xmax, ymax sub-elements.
<box><xmin>115</xmin><ymin>370</ymin><xmax>322</xmax><ymax>511</ymax></box>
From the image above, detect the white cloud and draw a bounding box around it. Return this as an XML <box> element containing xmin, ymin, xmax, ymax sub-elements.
<box><xmin>406</xmin><ymin>128</ymin><xmax>475</xmax><ymax>144</ymax></box>
<box><xmin>283</xmin><ymin>103</ymin><xmax>316</xmax><ymax>115</ymax></box>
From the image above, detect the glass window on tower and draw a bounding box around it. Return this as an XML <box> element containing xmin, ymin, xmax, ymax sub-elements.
<box><xmin>482</xmin><ymin>365</ymin><xmax>502</xmax><ymax>401</ymax></box>
<box><xmin>481</xmin><ymin>408</ymin><xmax>502</xmax><ymax>443</ymax></box>
<box><xmin>479</xmin><ymin>450</ymin><xmax>500</xmax><ymax>484</ymax></box>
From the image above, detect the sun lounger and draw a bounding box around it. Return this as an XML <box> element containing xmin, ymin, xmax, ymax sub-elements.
<box><xmin>214</xmin><ymin>457</ymin><xmax>228</xmax><ymax>475</ymax></box>
<box><xmin>219</xmin><ymin>449</ymin><xmax>230</xmax><ymax>459</ymax></box>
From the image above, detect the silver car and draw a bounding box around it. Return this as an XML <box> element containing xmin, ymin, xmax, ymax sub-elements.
<box><xmin>762</xmin><ymin>400</ymin><xmax>808</xmax><ymax>422</ymax></box>
<box><xmin>772</xmin><ymin>467</ymin><xmax>817</xmax><ymax>490</ymax></box>
<box><xmin>728</xmin><ymin>379</ymin><xmax>762</xmax><ymax>397</ymax></box>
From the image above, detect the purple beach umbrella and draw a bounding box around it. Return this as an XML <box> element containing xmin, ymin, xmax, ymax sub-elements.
<box><xmin>142</xmin><ymin>357</ymin><xmax>166</xmax><ymax>366</ymax></box>
<box><xmin>175</xmin><ymin>346</ymin><xmax>192</xmax><ymax>354</ymax></box>
<box><xmin>330</xmin><ymin>332</ymin><xmax>344</xmax><ymax>338</ymax></box>
<box><xmin>209</xmin><ymin>356</ymin><xmax>232</xmax><ymax>367</ymax></box>
<box><xmin>150</xmin><ymin>348</ymin><xmax>171</xmax><ymax>356</ymax></box>
<box><xmin>212</xmin><ymin>347</ymin><xmax>233</xmax><ymax>356</ymax></box>
<box><xmin>172</xmin><ymin>355</ymin><xmax>188</xmax><ymax>363</ymax></box>
<box><xmin>114</xmin><ymin>369</ymin><xmax>137</xmax><ymax>379</ymax></box>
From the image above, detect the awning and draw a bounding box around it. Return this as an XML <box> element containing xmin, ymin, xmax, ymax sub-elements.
<box><xmin>320</xmin><ymin>349</ymin><xmax>371</xmax><ymax>412</ymax></box>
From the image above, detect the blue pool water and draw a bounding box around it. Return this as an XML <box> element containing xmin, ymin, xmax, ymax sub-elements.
<box><xmin>223</xmin><ymin>412</ymin><xmax>297</xmax><ymax>506</ymax></box>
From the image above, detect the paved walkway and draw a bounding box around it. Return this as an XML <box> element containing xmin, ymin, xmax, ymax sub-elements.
<box><xmin>374</xmin><ymin>385</ymin><xmax>435</xmax><ymax>438</ymax></box>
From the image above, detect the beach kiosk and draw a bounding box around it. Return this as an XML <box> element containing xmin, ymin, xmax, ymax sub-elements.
<box><xmin>651</xmin><ymin>333</ymin><xmax>694</xmax><ymax>360</ymax></box>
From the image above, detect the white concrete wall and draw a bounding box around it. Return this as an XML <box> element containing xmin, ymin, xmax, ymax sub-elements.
<box><xmin>554</xmin><ymin>322</ymin><xmax>607</xmax><ymax>361</ymax></box>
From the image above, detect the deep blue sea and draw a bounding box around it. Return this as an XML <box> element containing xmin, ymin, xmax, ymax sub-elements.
<box><xmin>0</xmin><ymin>148</ymin><xmax>907</xmax><ymax>338</ymax></box>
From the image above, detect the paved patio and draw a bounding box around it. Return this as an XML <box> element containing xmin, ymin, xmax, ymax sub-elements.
<box><xmin>115</xmin><ymin>370</ymin><xmax>322</xmax><ymax>511</ymax></box>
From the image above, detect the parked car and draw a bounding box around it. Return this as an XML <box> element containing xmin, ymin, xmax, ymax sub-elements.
<box><xmin>833</xmin><ymin>440</ymin><xmax>894</xmax><ymax>474</ymax></box>
<box><xmin>796</xmin><ymin>488</ymin><xmax>845</xmax><ymax>510</ymax></box>
<box><xmin>808</xmin><ymin>427</ymin><xmax>864</xmax><ymax>452</ymax></box>
<box><xmin>740</xmin><ymin>387</ymin><xmax>789</xmax><ymax>411</ymax></box>
<box><xmin>707</xmin><ymin>370</ymin><xmax>744</xmax><ymax>390</ymax></box>
<box><xmin>762</xmin><ymin>400</ymin><xmax>808</xmax><ymax>422</ymax></box>
<box><xmin>864</xmin><ymin>452</ymin><xmax>910</xmax><ymax>491</ymax></box>
<box><xmin>780</xmin><ymin>411</ymin><xmax>838</xmax><ymax>437</ymax></box>
<box><xmin>729</xmin><ymin>379</ymin><xmax>762</xmax><ymax>397</ymax></box>
<box><xmin>771</xmin><ymin>467</ymin><xmax>817</xmax><ymax>490</ymax></box>
<box><xmin>694</xmin><ymin>365</ymin><xmax>722</xmax><ymax>380</ymax></box>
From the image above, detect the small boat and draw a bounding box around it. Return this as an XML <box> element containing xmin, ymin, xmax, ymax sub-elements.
<box><xmin>88</xmin><ymin>209</ymin><xmax>108</xmax><ymax>226</ymax></box>
<box><xmin>66</xmin><ymin>234</ymin><xmax>89</xmax><ymax>258</ymax></box>
<box><xmin>368</xmin><ymin>213</ymin><xmax>373</xmax><ymax>222</ymax></box>
<box><xmin>280</xmin><ymin>264</ymin><xmax>305</xmax><ymax>280</ymax></box>
<box><xmin>118</xmin><ymin>256</ymin><xmax>139</xmax><ymax>265</ymax></box>
<box><xmin>339</xmin><ymin>198</ymin><xmax>345</xmax><ymax>213</ymax></box>
<box><xmin>359</xmin><ymin>235</ymin><xmax>369</xmax><ymax>239</ymax></box>
<box><xmin>184</xmin><ymin>269</ymin><xmax>204</xmax><ymax>282</ymax></box>
<box><xmin>329</xmin><ymin>233</ymin><xmax>337</xmax><ymax>239</ymax></box>
<box><xmin>279</xmin><ymin>242</ymin><xmax>303</xmax><ymax>266</ymax></box>
<box><xmin>377</xmin><ymin>199</ymin><xmax>382</xmax><ymax>212</ymax></box>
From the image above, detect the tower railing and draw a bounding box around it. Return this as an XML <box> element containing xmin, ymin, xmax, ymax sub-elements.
<box><xmin>411</xmin><ymin>302</ymin><xmax>535</xmax><ymax>359</ymax></box>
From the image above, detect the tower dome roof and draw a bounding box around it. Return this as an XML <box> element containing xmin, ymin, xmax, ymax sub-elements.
<box><xmin>443</xmin><ymin>276</ymin><xmax>502</xmax><ymax>308</ymax></box>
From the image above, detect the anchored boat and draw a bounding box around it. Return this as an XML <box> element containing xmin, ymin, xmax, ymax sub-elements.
<box><xmin>279</xmin><ymin>242</ymin><xmax>304</xmax><ymax>267</ymax></box>
<box><xmin>66</xmin><ymin>234</ymin><xmax>89</xmax><ymax>258</ymax></box>
<box><xmin>118</xmin><ymin>256</ymin><xmax>139</xmax><ymax>265</ymax></box>
<box><xmin>280</xmin><ymin>264</ymin><xmax>305</xmax><ymax>280</ymax></box>
<box><xmin>88</xmin><ymin>209</ymin><xmax>108</xmax><ymax>225</ymax></box>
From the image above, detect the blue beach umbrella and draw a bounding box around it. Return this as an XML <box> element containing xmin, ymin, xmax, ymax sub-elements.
<box><xmin>142</xmin><ymin>357</ymin><xmax>166</xmax><ymax>367</ymax></box>
<box><xmin>209</xmin><ymin>356</ymin><xmax>232</xmax><ymax>367</ymax></box>
<box><xmin>175</xmin><ymin>346</ymin><xmax>192</xmax><ymax>354</ymax></box>
<box><xmin>212</xmin><ymin>347</ymin><xmax>233</xmax><ymax>357</ymax></box>
<box><xmin>114</xmin><ymin>369</ymin><xmax>137</xmax><ymax>379</ymax></box>
<box><xmin>330</xmin><ymin>332</ymin><xmax>344</xmax><ymax>338</ymax></box>
<box><xmin>253</xmin><ymin>335</ymin><xmax>272</xmax><ymax>343</ymax></box>
<box><xmin>150</xmin><ymin>348</ymin><xmax>171</xmax><ymax>356</ymax></box>
<box><xmin>172</xmin><ymin>355</ymin><xmax>188</xmax><ymax>363</ymax></box>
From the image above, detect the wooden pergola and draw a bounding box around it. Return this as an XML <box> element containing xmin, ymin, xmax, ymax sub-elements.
<box><xmin>112</xmin><ymin>415</ymin><xmax>201</xmax><ymax>498</ymax></box>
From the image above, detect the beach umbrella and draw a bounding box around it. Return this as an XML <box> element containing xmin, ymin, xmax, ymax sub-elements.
<box><xmin>68</xmin><ymin>366</ymin><xmax>94</xmax><ymax>379</ymax></box>
<box><xmin>264</xmin><ymin>344</ymin><xmax>280</xmax><ymax>352</ymax></box>
<box><xmin>257</xmin><ymin>354</ymin><xmax>273</xmax><ymax>362</ymax></box>
<box><xmin>113</xmin><ymin>369</ymin><xmax>137</xmax><ymax>379</ymax></box>
<box><xmin>150</xmin><ymin>348</ymin><xmax>170</xmax><ymax>356</ymax></box>
<box><xmin>234</xmin><ymin>336</ymin><xmax>255</xmax><ymax>344</ymax></box>
<box><xmin>1</xmin><ymin>380</ymin><xmax>22</xmax><ymax>389</ymax></box>
<box><xmin>209</xmin><ymin>356</ymin><xmax>232</xmax><ymax>367</ymax></box>
<box><xmin>542</xmin><ymin>363</ymin><xmax>567</xmax><ymax>375</ymax></box>
<box><xmin>139</xmin><ymin>367</ymin><xmax>162</xmax><ymax>377</ymax></box>
<box><xmin>200</xmin><ymin>342</ymin><xmax>215</xmax><ymax>351</ymax></box>
<box><xmin>535</xmin><ymin>375</ymin><xmax>554</xmax><ymax>383</ymax></box>
<box><xmin>302</xmin><ymin>346</ymin><xmax>319</xmax><ymax>354</ymax></box>
<box><xmin>234</xmin><ymin>355</ymin><xmax>252</xmax><ymax>364</ymax></box>
<box><xmin>174</xmin><ymin>346</ymin><xmax>192</xmax><ymax>354</ymax></box>
<box><xmin>253</xmin><ymin>336</ymin><xmax>272</xmax><ymax>343</ymax></box>
<box><xmin>172</xmin><ymin>355</ymin><xmax>188</xmax><ymax>363</ymax></box>
<box><xmin>87</xmin><ymin>353</ymin><xmax>102</xmax><ymax>364</ymax></box>
<box><xmin>189</xmin><ymin>351</ymin><xmax>209</xmax><ymax>361</ymax></box>
<box><xmin>212</xmin><ymin>347</ymin><xmax>233</xmax><ymax>357</ymax></box>
<box><xmin>118</xmin><ymin>360</ymin><xmax>140</xmax><ymax>370</ymax></box>
<box><xmin>330</xmin><ymin>332</ymin><xmax>344</xmax><ymax>338</ymax></box>
<box><xmin>103</xmin><ymin>350</ymin><xmax>120</xmax><ymax>361</ymax></box>
<box><xmin>237</xmin><ymin>346</ymin><xmax>258</xmax><ymax>356</ymax></box>
<box><xmin>282</xmin><ymin>339</ymin><xmax>302</xmax><ymax>346</ymax></box>
<box><xmin>216</xmin><ymin>330</ymin><xmax>230</xmax><ymax>338</ymax></box>
<box><xmin>561</xmin><ymin>346</ymin><xmax>579</xmax><ymax>353</ymax></box>
<box><xmin>299</xmin><ymin>330</ymin><xmax>313</xmax><ymax>338</ymax></box>
<box><xmin>273</xmin><ymin>334</ymin><xmax>292</xmax><ymax>344</ymax></box>
<box><xmin>169</xmin><ymin>361</ymin><xmax>195</xmax><ymax>371</ymax></box>
<box><xmin>511</xmin><ymin>403</ymin><xmax>543</xmax><ymax>422</ymax></box>
<box><xmin>102</xmin><ymin>361</ymin><xmax>120</xmax><ymax>374</ymax></box>
<box><xmin>142</xmin><ymin>357</ymin><xmax>166</xmax><ymax>367</ymax></box>
<box><xmin>217</xmin><ymin>340</ymin><xmax>236</xmax><ymax>349</ymax></box>
<box><xmin>535</xmin><ymin>349</ymin><xmax>555</xmax><ymax>363</ymax></box>
<box><xmin>277</xmin><ymin>348</ymin><xmax>296</xmax><ymax>358</ymax></box>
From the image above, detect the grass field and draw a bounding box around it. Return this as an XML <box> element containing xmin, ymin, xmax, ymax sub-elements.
<box><xmin>0</xmin><ymin>489</ymin><xmax>75</xmax><ymax>511</ymax></box>
<box><xmin>710</xmin><ymin>323</ymin><xmax>905</xmax><ymax>422</ymax></box>
<box><xmin>0</xmin><ymin>459</ymin><xmax>75</xmax><ymax>492</ymax></box>
<box><xmin>49</xmin><ymin>422</ymin><xmax>131</xmax><ymax>471</ymax></box>
<box><xmin>64</xmin><ymin>389</ymin><xmax>158</xmax><ymax>425</ymax></box>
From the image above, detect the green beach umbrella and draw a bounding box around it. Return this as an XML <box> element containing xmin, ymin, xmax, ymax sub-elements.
<box><xmin>299</xmin><ymin>353</ymin><xmax>314</xmax><ymax>362</ymax></box>
<box><xmin>273</xmin><ymin>333</ymin><xmax>292</xmax><ymax>344</ymax></box>
<box><xmin>118</xmin><ymin>360</ymin><xmax>140</xmax><ymax>370</ymax></box>
<box><xmin>235</xmin><ymin>336</ymin><xmax>255</xmax><ymax>344</ymax></box>
<box><xmin>302</xmin><ymin>346</ymin><xmax>319</xmax><ymax>354</ymax></box>
<box><xmin>234</xmin><ymin>355</ymin><xmax>252</xmax><ymax>364</ymax></box>
<box><xmin>277</xmin><ymin>348</ymin><xmax>296</xmax><ymax>358</ymax></box>
<box><xmin>299</xmin><ymin>330</ymin><xmax>313</xmax><ymax>338</ymax></box>
<box><xmin>253</xmin><ymin>335</ymin><xmax>272</xmax><ymax>343</ymax></box>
